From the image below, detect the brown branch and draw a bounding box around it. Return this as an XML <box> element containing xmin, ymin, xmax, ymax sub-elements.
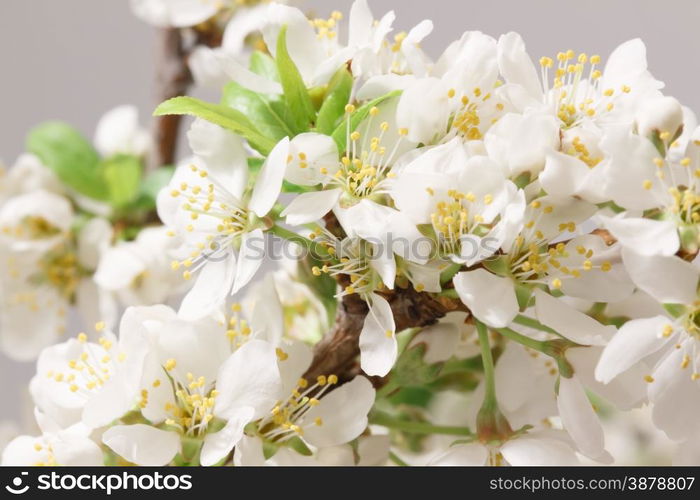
<box><xmin>148</xmin><ymin>28</ymin><xmax>193</xmax><ymax>171</ymax></box>
<box><xmin>302</xmin><ymin>282</ymin><xmax>466</xmax><ymax>384</ymax></box>
<box><xmin>302</xmin><ymin>228</ymin><xmax>621</xmax><ymax>384</ymax></box>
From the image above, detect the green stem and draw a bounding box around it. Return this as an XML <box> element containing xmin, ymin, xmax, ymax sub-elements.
<box><xmin>433</xmin><ymin>288</ymin><xmax>459</xmax><ymax>299</ymax></box>
<box><xmin>496</xmin><ymin>326</ymin><xmax>550</xmax><ymax>354</ymax></box>
<box><xmin>370</xmin><ymin>412</ymin><xmax>473</xmax><ymax>437</ymax></box>
<box><xmin>475</xmin><ymin>320</ymin><xmax>497</xmax><ymax>409</ymax></box>
<box><xmin>269</xmin><ymin>225</ymin><xmax>330</xmax><ymax>259</ymax></box>
<box><xmin>496</xmin><ymin>327</ymin><xmax>576</xmax><ymax>378</ymax></box>
<box><xmin>512</xmin><ymin>314</ymin><xmax>559</xmax><ymax>336</ymax></box>
<box><xmin>389</xmin><ymin>451</ymin><xmax>409</xmax><ymax>467</ymax></box>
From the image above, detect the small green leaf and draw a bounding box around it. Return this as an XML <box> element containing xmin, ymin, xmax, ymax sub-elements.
<box><xmin>276</xmin><ymin>25</ymin><xmax>316</xmax><ymax>133</ymax></box>
<box><xmin>26</xmin><ymin>122</ymin><xmax>108</xmax><ymax>200</ymax></box>
<box><xmin>316</xmin><ymin>67</ymin><xmax>353</xmax><ymax>134</ymax></box>
<box><xmin>250</xmin><ymin>51</ymin><xmax>280</xmax><ymax>82</ymax></box>
<box><xmin>262</xmin><ymin>440</ymin><xmax>280</xmax><ymax>460</ymax></box>
<box><xmin>101</xmin><ymin>154</ymin><xmax>142</xmax><ymax>207</ymax></box>
<box><xmin>222</xmin><ymin>81</ymin><xmax>293</xmax><ymax>141</ymax></box>
<box><xmin>154</xmin><ymin>96</ymin><xmax>276</xmax><ymax>155</ymax></box>
<box><xmin>393</xmin><ymin>344</ymin><xmax>443</xmax><ymax>386</ymax></box>
<box><xmin>330</xmin><ymin>90</ymin><xmax>402</xmax><ymax>152</ymax></box>
<box><xmin>287</xmin><ymin>436</ymin><xmax>313</xmax><ymax>456</ymax></box>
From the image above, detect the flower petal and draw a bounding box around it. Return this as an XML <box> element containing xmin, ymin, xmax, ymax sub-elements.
<box><xmin>595</xmin><ymin>316</ymin><xmax>672</xmax><ymax>384</ymax></box>
<box><xmin>534</xmin><ymin>289</ymin><xmax>615</xmax><ymax>346</ymax></box>
<box><xmin>359</xmin><ymin>293</ymin><xmax>397</xmax><ymax>377</ymax></box>
<box><xmin>454</xmin><ymin>270</ymin><xmax>518</xmax><ymax>328</ymax></box>
<box><xmin>200</xmin><ymin>406</ymin><xmax>255</xmax><ymax>466</ymax></box>
<box><xmin>102</xmin><ymin>424</ymin><xmax>180</xmax><ymax>466</ymax></box>
<box><xmin>303</xmin><ymin>376</ymin><xmax>375</xmax><ymax>448</ymax></box>
<box><xmin>249</xmin><ymin>137</ymin><xmax>289</xmax><ymax>217</ymax></box>
<box><xmin>600</xmin><ymin>215</ymin><xmax>679</xmax><ymax>257</ymax></box>
<box><xmin>282</xmin><ymin>189</ymin><xmax>342</xmax><ymax>226</ymax></box>
<box><xmin>557</xmin><ymin>376</ymin><xmax>609</xmax><ymax>462</ymax></box>
<box><xmin>622</xmin><ymin>249</ymin><xmax>699</xmax><ymax>304</ymax></box>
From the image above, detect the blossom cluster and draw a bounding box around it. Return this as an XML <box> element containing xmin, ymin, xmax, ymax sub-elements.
<box><xmin>1</xmin><ymin>0</ymin><xmax>698</xmax><ymax>466</ymax></box>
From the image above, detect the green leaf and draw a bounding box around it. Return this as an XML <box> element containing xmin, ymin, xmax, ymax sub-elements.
<box><xmin>392</xmin><ymin>344</ymin><xmax>443</xmax><ymax>386</ymax></box>
<box><xmin>26</xmin><ymin>121</ymin><xmax>108</xmax><ymax>200</ymax></box>
<box><xmin>275</xmin><ymin>25</ymin><xmax>316</xmax><ymax>133</ymax></box>
<box><xmin>141</xmin><ymin>166</ymin><xmax>174</xmax><ymax>201</ymax></box>
<box><xmin>154</xmin><ymin>96</ymin><xmax>276</xmax><ymax>155</ymax></box>
<box><xmin>262</xmin><ymin>440</ymin><xmax>280</xmax><ymax>460</ymax></box>
<box><xmin>330</xmin><ymin>90</ymin><xmax>402</xmax><ymax>152</ymax></box>
<box><xmin>287</xmin><ymin>436</ymin><xmax>313</xmax><ymax>456</ymax></box>
<box><xmin>101</xmin><ymin>154</ymin><xmax>142</xmax><ymax>207</ymax></box>
<box><xmin>316</xmin><ymin>67</ymin><xmax>353</xmax><ymax>134</ymax></box>
<box><xmin>222</xmin><ymin>81</ymin><xmax>294</xmax><ymax>142</ymax></box>
<box><xmin>250</xmin><ymin>51</ymin><xmax>280</xmax><ymax>82</ymax></box>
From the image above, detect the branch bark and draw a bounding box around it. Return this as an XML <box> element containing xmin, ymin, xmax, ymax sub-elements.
<box><xmin>302</xmin><ymin>282</ymin><xmax>466</xmax><ymax>384</ymax></box>
<box><xmin>148</xmin><ymin>28</ymin><xmax>193</xmax><ymax>171</ymax></box>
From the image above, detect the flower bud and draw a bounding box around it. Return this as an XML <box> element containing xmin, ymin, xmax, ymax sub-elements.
<box><xmin>635</xmin><ymin>96</ymin><xmax>683</xmax><ymax>138</ymax></box>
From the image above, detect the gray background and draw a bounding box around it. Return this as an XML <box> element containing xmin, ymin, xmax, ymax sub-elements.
<box><xmin>1</xmin><ymin>0</ymin><xmax>699</xmax><ymax>432</ymax></box>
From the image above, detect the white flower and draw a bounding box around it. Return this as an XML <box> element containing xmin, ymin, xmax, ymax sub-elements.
<box><xmin>391</xmin><ymin>138</ymin><xmax>519</xmax><ymax>265</ymax></box>
<box><xmin>635</xmin><ymin>96</ymin><xmax>684</xmax><ymax>139</ymax></box>
<box><xmin>93</xmin><ymin>105</ymin><xmax>151</xmax><ymax>158</ymax></box>
<box><xmin>157</xmin><ymin>119</ymin><xmax>287</xmax><ymax>319</ymax></box>
<box><xmin>278</xmin><ymin>101</ymin><xmax>428</xmax><ymax>260</ymax></box>
<box><xmin>428</xmin><ymin>429</ymin><xmax>579</xmax><ymax>466</ymax></box>
<box><xmin>0</xmin><ymin>154</ymin><xmax>62</xmax><ymax>203</ymax></box>
<box><xmin>0</xmin><ymin>217</ymin><xmax>116</xmax><ymax>361</ymax></box>
<box><xmin>234</xmin><ymin>376</ymin><xmax>376</xmax><ymax>465</ymax></box>
<box><xmin>394</xmin><ymin>31</ymin><xmax>503</xmax><ymax>145</ymax></box>
<box><xmin>130</xmin><ymin>0</ymin><xmax>232</xmax><ymax>28</ymax></box>
<box><xmin>105</xmin><ymin>336</ymin><xmax>282</xmax><ymax>466</ymax></box>
<box><xmin>29</xmin><ymin>309</ymin><xmax>152</xmax><ymax>430</ymax></box>
<box><xmin>596</xmin><ymin>253</ymin><xmax>700</xmax><ymax>441</ymax></box>
<box><xmin>94</xmin><ymin>226</ymin><xmax>187</xmax><ymax>307</ymax></box>
<box><xmin>1</xmin><ymin>409</ymin><xmax>102</xmax><ymax>466</ymax></box>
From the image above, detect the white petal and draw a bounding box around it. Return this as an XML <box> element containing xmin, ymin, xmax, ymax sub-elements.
<box><xmin>428</xmin><ymin>443</ymin><xmax>487</xmax><ymax>466</ymax></box>
<box><xmin>601</xmin><ymin>215</ymin><xmax>679</xmax><ymax>256</ymax></box>
<box><xmin>188</xmin><ymin>119</ymin><xmax>248</xmax><ymax>199</ymax></box>
<box><xmin>595</xmin><ymin>316</ymin><xmax>672</xmax><ymax>384</ymax></box>
<box><xmin>249</xmin><ymin>137</ymin><xmax>289</xmax><ymax>217</ymax></box>
<box><xmin>231</xmin><ymin>228</ymin><xmax>265</xmax><ymax>294</ymax></box>
<box><xmin>249</xmin><ymin>273</ymin><xmax>284</xmax><ymax>345</ymax></box>
<box><xmin>282</xmin><ymin>189</ymin><xmax>341</xmax><ymax>226</ymax></box>
<box><xmin>179</xmin><ymin>256</ymin><xmax>236</xmax><ymax>320</ymax></box>
<box><xmin>284</xmin><ymin>133</ymin><xmax>339</xmax><ymax>186</ymax></box>
<box><xmin>200</xmin><ymin>406</ymin><xmax>255</xmax><ymax>466</ymax></box>
<box><xmin>557</xmin><ymin>376</ymin><xmax>609</xmax><ymax>461</ymax></box>
<box><xmin>396</xmin><ymin>77</ymin><xmax>450</xmax><ymax>144</ymax></box>
<box><xmin>622</xmin><ymin>249</ymin><xmax>699</xmax><ymax>304</ymax></box>
<box><xmin>93</xmin><ymin>105</ymin><xmax>148</xmax><ymax>157</ymax></box>
<box><xmin>102</xmin><ymin>424</ymin><xmax>180</xmax><ymax>466</ymax></box>
<box><xmin>215</xmin><ymin>340</ymin><xmax>281</xmax><ymax>419</ymax></box>
<box><xmin>358</xmin><ymin>293</ymin><xmax>397</xmax><ymax>377</ymax></box>
<box><xmin>218</xmin><ymin>52</ymin><xmax>283</xmax><ymax>95</ymax></box>
<box><xmin>501</xmin><ymin>433</ymin><xmax>579</xmax><ymax>465</ymax></box>
<box><xmin>649</xmin><ymin>347</ymin><xmax>700</xmax><ymax>440</ymax></box>
<box><xmin>408</xmin><ymin>323</ymin><xmax>459</xmax><ymax>364</ymax></box>
<box><xmin>534</xmin><ymin>289</ymin><xmax>615</xmax><ymax>345</ymax></box>
<box><xmin>453</xmin><ymin>270</ymin><xmax>518</xmax><ymax>328</ymax></box>
<box><xmin>77</xmin><ymin>217</ymin><xmax>112</xmax><ymax>269</ymax></box>
<box><xmin>303</xmin><ymin>377</ymin><xmax>375</xmax><ymax>448</ymax></box>
<box><xmin>497</xmin><ymin>32</ymin><xmax>542</xmax><ymax>100</ymax></box>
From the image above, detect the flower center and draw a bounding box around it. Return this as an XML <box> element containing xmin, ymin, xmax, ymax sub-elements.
<box><xmin>539</xmin><ymin>51</ymin><xmax>626</xmax><ymax>128</ymax></box>
<box><xmin>255</xmin><ymin>374</ymin><xmax>338</xmax><ymax>443</ymax></box>
<box><xmin>446</xmin><ymin>85</ymin><xmax>504</xmax><ymax>141</ymax></box>
<box><xmin>161</xmin><ymin>363</ymin><xmax>219</xmax><ymax>437</ymax></box>
<box><xmin>1</xmin><ymin>215</ymin><xmax>62</xmax><ymax>240</ymax></box>
<box><xmin>428</xmin><ymin>188</ymin><xmax>493</xmax><ymax>257</ymax></box>
<box><xmin>169</xmin><ymin>164</ymin><xmax>252</xmax><ymax>281</ymax></box>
